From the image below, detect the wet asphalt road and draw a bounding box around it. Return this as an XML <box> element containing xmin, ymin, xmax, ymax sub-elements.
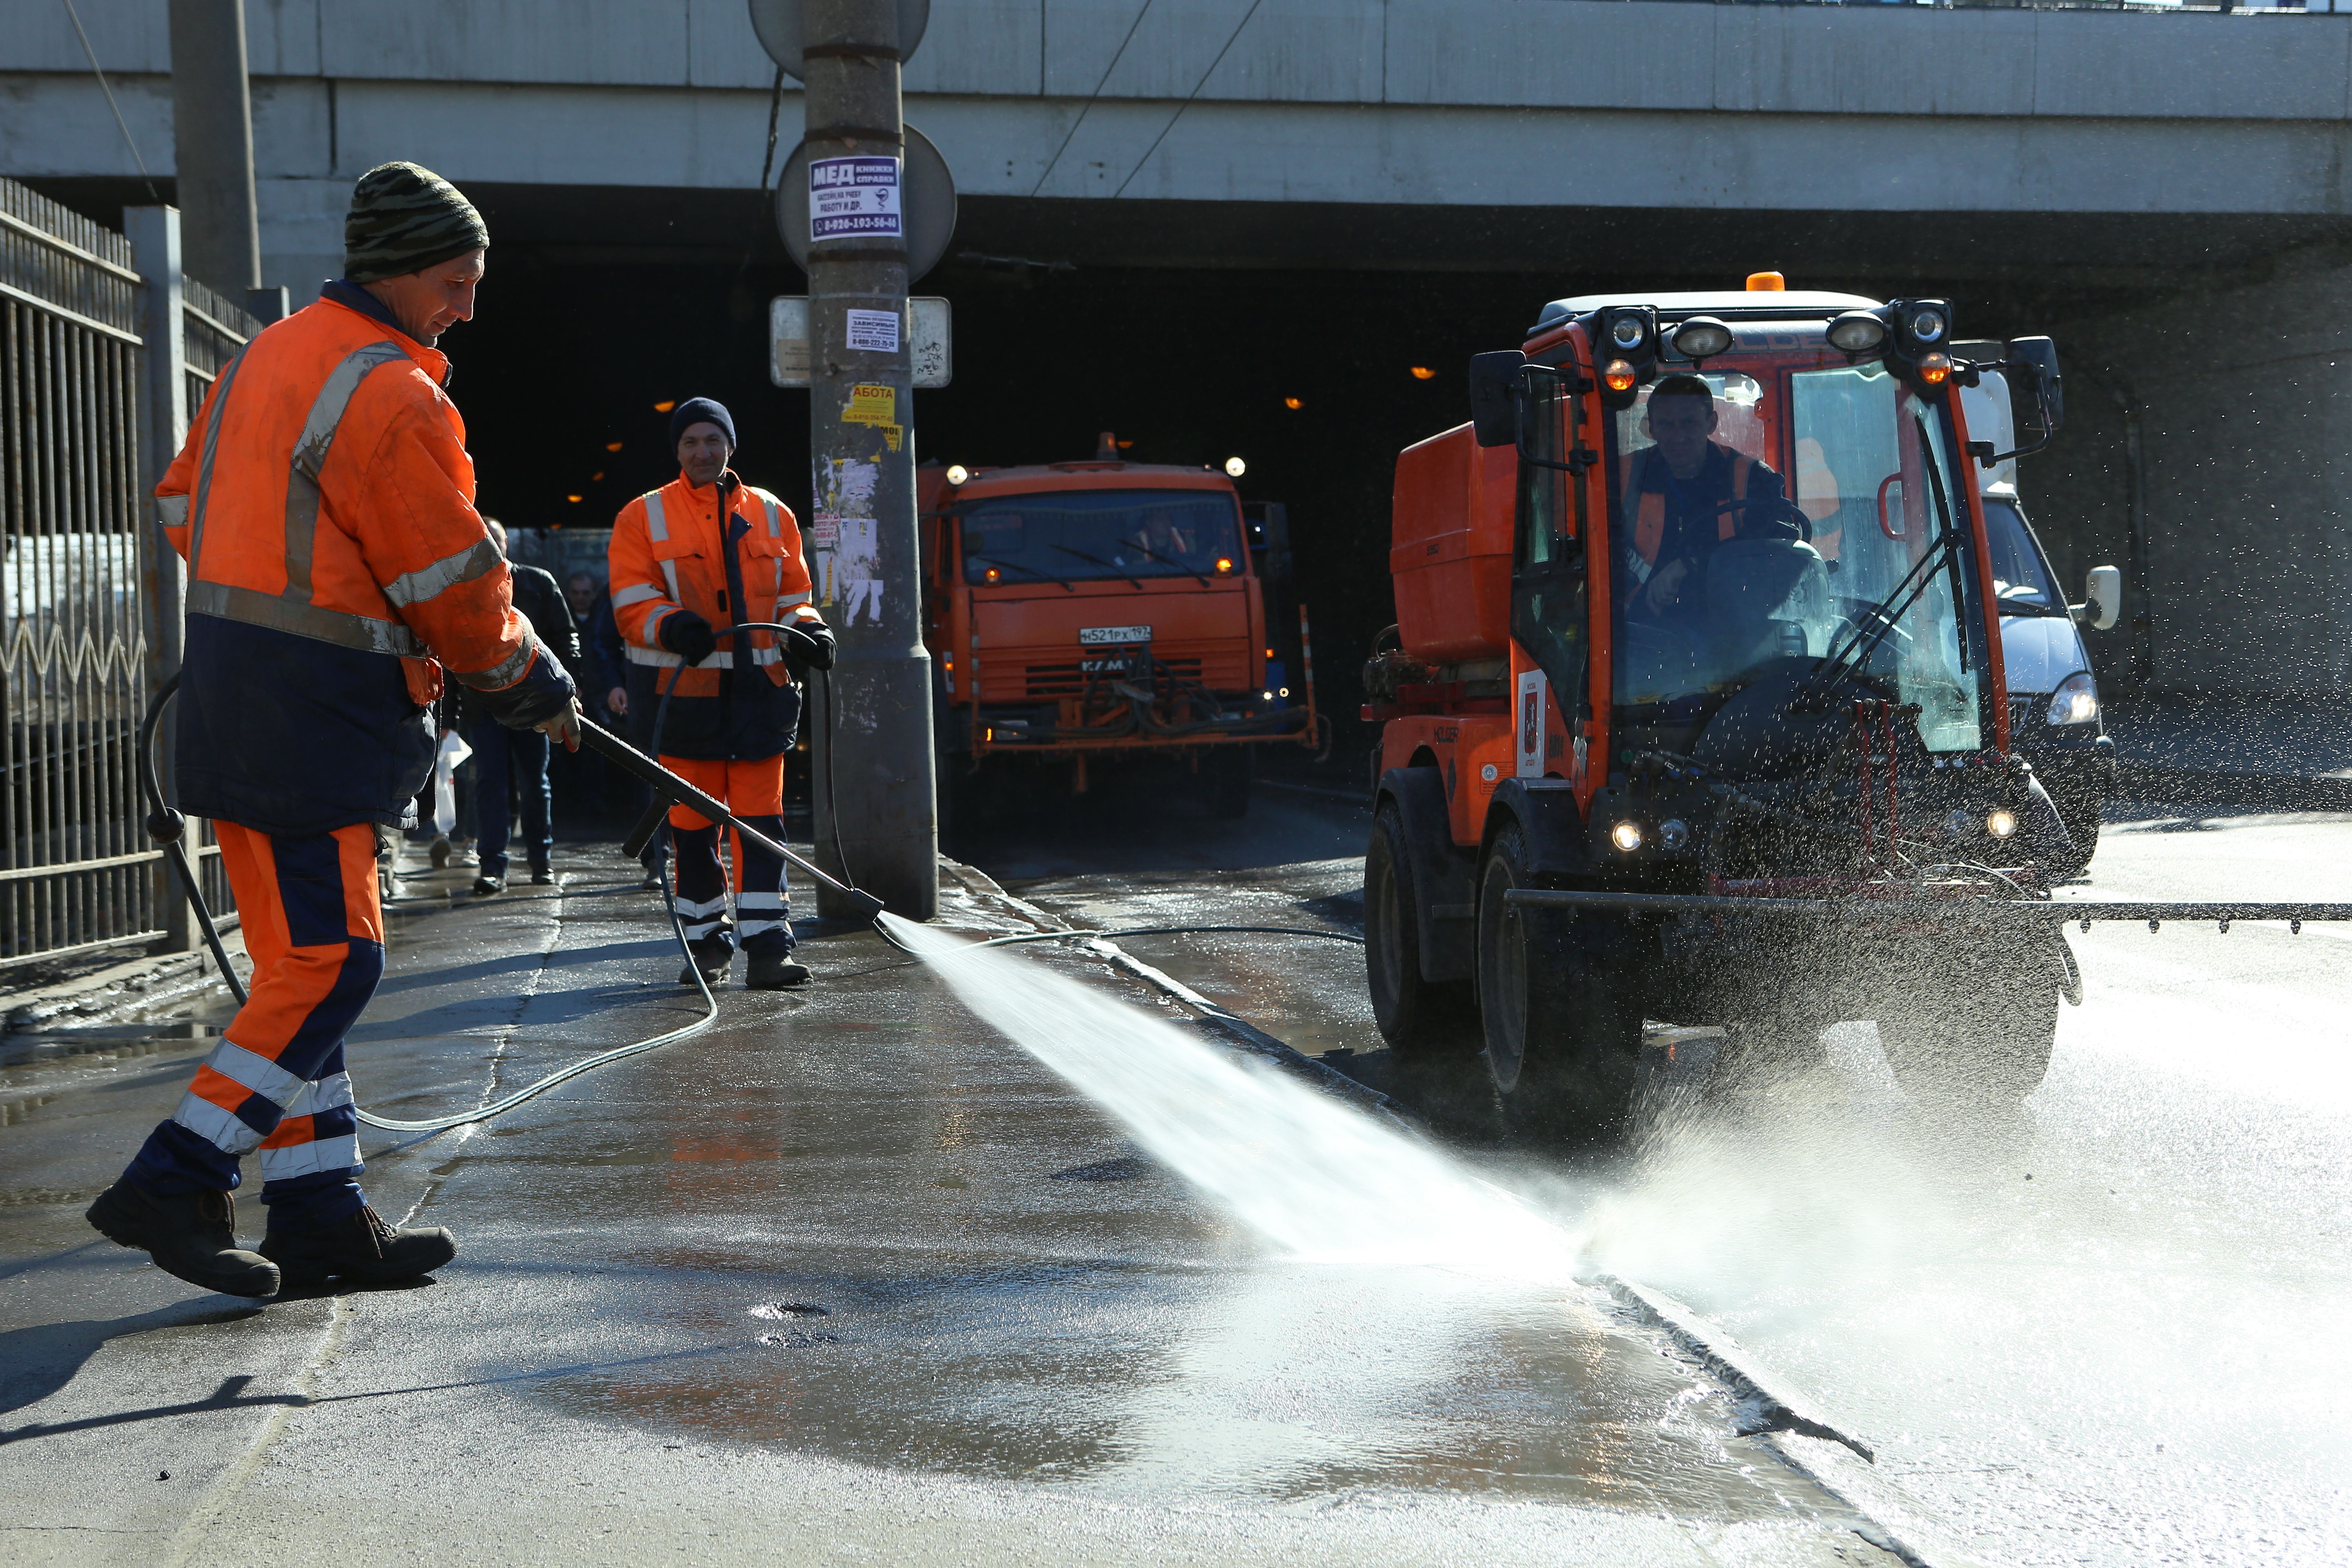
<box><xmin>0</xmin><ymin>824</ymin><xmax>1899</xmax><ymax>1565</ymax></box>
<box><xmin>979</xmin><ymin>784</ymin><xmax>2352</xmax><ymax>1568</ymax></box>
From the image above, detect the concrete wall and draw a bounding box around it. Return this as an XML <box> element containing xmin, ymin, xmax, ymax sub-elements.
<box><xmin>2031</xmin><ymin>267</ymin><xmax>2352</xmax><ymax>702</ymax></box>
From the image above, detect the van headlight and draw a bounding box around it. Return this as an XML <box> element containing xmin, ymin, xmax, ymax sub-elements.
<box><xmin>2046</xmin><ymin>670</ymin><xmax>2099</xmax><ymax>726</ymax></box>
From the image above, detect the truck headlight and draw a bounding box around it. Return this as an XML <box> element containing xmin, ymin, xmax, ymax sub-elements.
<box><xmin>1986</xmin><ymin>808</ymin><xmax>2018</xmax><ymax>840</ymax></box>
<box><xmin>1610</xmin><ymin>821</ymin><xmax>1644</xmax><ymax>853</ymax></box>
<box><xmin>2046</xmin><ymin>670</ymin><xmax>2098</xmax><ymax>726</ymax></box>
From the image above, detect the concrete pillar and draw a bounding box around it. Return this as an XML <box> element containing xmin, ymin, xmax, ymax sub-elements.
<box><xmin>802</xmin><ymin>0</ymin><xmax>938</xmax><ymax>920</ymax></box>
<box><xmin>126</xmin><ymin>204</ymin><xmax>193</xmax><ymax>950</ymax></box>
<box><xmin>169</xmin><ymin>0</ymin><xmax>261</xmax><ymax>296</ymax></box>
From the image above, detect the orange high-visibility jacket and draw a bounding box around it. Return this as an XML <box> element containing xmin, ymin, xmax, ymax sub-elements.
<box><xmin>1619</xmin><ymin>444</ymin><xmax>1757</xmax><ymax>570</ymax></box>
<box><xmin>608</xmin><ymin>471</ymin><xmax>820</xmax><ymax>704</ymax></box>
<box><xmin>158</xmin><ymin>284</ymin><xmax>572</xmax><ymax>834</ymax></box>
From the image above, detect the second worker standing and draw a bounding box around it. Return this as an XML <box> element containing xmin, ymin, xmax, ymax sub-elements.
<box><xmin>608</xmin><ymin>398</ymin><xmax>835</xmax><ymax>990</ymax></box>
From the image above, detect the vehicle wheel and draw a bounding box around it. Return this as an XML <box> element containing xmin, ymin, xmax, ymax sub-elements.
<box><xmin>1203</xmin><ymin>748</ymin><xmax>1252</xmax><ymax>820</ymax></box>
<box><xmin>1477</xmin><ymin>823</ymin><xmax>1644</xmax><ymax>1138</ymax></box>
<box><xmin>2047</xmin><ymin>791</ymin><xmax>2101</xmax><ymax>878</ymax></box>
<box><xmin>1364</xmin><ymin>803</ymin><xmax>1478</xmax><ymax>1057</ymax></box>
<box><xmin>1878</xmin><ymin>954</ymin><xmax>2060</xmax><ymax>1105</ymax></box>
<box><xmin>935</xmin><ymin>752</ymin><xmax>968</xmax><ymax>857</ymax></box>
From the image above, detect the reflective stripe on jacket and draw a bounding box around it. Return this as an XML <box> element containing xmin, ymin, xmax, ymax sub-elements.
<box><xmin>155</xmin><ymin>285</ymin><xmax>572</xmax><ymax>834</ymax></box>
<box><xmin>607</xmin><ymin>471</ymin><xmax>819</xmax><ymax>701</ymax></box>
<box><xmin>1619</xmin><ymin>446</ymin><xmax>1755</xmax><ymax>577</ymax></box>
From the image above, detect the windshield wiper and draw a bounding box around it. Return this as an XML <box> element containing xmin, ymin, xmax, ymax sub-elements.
<box><xmin>970</xmin><ymin>554</ymin><xmax>1075</xmax><ymax>592</ymax></box>
<box><xmin>1795</xmin><ymin>446</ymin><xmax>1966</xmax><ymax>708</ymax></box>
<box><xmin>1050</xmin><ymin>542</ymin><xmax>1144</xmax><ymax>589</ymax></box>
<box><xmin>1124</xmin><ymin>539</ymin><xmax>1209</xmax><ymax>586</ymax></box>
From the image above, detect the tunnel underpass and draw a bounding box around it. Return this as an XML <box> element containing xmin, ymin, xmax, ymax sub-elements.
<box><xmin>433</xmin><ymin>186</ymin><xmax>2329</xmax><ymax>756</ymax></box>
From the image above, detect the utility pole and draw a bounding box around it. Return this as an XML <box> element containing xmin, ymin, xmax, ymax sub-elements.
<box><xmin>168</xmin><ymin>0</ymin><xmax>261</xmax><ymax>298</ymax></box>
<box><xmin>802</xmin><ymin>0</ymin><xmax>938</xmax><ymax>920</ymax></box>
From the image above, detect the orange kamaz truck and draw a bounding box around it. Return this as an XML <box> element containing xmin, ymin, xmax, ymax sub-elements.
<box><xmin>920</xmin><ymin>437</ymin><xmax>1317</xmax><ymax>835</ymax></box>
<box><xmin>1361</xmin><ymin>276</ymin><xmax>2092</xmax><ymax>1134</ymax></box>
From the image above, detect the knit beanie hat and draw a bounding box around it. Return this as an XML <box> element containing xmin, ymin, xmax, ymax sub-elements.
<box><xmin>670</xmin><ymin>397</ymin><xmax>736</xmax><ymax>450</ymax></box>
<box><xmin>343</xmin><ymin>162</ymin><xmax>488</xmax><ymax>283</ymax></box>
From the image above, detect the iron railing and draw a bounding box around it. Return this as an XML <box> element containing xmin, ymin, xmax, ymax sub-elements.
<box><xmin>0</xmin><ymin>177</ymin><xmax>254</xmax><ymax>972</ymax></box>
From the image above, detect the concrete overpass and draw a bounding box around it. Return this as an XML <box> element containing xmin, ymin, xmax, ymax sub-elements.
<box><xmin>7</xmin><ymin>0</ymin><xmax>2352</xmax><ymax>705</ymax></box>
<box><xmin>8</xmin><ymin>0</ymin><xmax>2351</xmax><ymax>286</ymax></box>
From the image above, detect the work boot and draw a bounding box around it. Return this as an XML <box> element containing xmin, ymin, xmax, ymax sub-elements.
<box><xmin>259</xmin><ymin>1205</ymin><xmax>455</xmax><ymax>1287</ymax></box>
<box><xmin>85</xmin><ymin>1183</ymin><xmax>280</xmax><ymax>1298</ymax></box>
<box><xmin>529</xmin><ymin>862</ymin><xmax>554</xmax><ymax>885</ymax></box>
<box><xmin>472</xmin><ymin>873</ymin><xmax>505</xmax><ymax>897</ymax></box>
<box><xmin>746</xmin><ymin>951</ymin><xmax>812</xmax><ymax>990</ymax></box>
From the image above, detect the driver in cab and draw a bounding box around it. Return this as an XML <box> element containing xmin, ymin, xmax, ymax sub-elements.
<box><xmin>1618</xmin><ymin>374</ymin><xmax>1787</xmax><ymax>617</ymax></box>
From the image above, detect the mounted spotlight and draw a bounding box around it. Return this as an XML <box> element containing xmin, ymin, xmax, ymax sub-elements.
<box><xmin>1826</xmin><ymin>310</ymin><xmax>1888</xmax><ymax>355</ymax></box>
<box><xmin>944</xmin><ymin>464</ymin><xmax>970</xmax><ymax>485</ymax></box>
<box><xmin>1595</xmin><ymin>307</ymin><xmax>1659</xmax><ymax>408</ymax></box>
<box><xmin>1886</xmin><ymin>298</ymin><xmax>1958</xmax><ymax>397</ymax></box>
<box><xmin>1670</xmin><ymin>316</ymin><xmax>1734</xmax><ymax>363</ymax></box>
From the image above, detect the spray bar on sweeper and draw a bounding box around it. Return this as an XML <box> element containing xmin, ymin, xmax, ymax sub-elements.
<box><xmin>1505</xmin><ymin>887</ymin><xmax>2352</xmax><ymax>932</ymax></box>
<box><xmin>579</xmin><ymin>719</ymin><xmax>888</xmax><ymax>926</ymax></box>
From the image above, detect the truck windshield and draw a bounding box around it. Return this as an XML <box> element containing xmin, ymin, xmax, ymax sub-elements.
<box><xmin>1607</xmin><ymin>352</ymin><xmax>1984</xmax><ymax>752</ymax></box>
<box><xmin>959</xmin><ymin>490</ymin><xmax>1241</xmax><ymax>585</ymax></box>
<box><xmin>1981</xmin><ymin>496</ymin><xmax>2063</xmax><ymax>615</ymax></box>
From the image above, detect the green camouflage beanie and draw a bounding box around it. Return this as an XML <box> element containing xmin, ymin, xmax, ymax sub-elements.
<box><xmin>343</xmin><ymin>162</ymin><xmax>488</xmax><ymax>283</ymax></box>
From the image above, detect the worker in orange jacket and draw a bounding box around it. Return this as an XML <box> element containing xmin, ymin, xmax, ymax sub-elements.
<box><xmin>609</xmin><ymin>398</ymin><xmax>833</xmax><ymax>991</ymax></box>
<box><xmin>85</xmin><ymin>163</ymin><xmax>578</xmax><ymax>1299</ymax></box>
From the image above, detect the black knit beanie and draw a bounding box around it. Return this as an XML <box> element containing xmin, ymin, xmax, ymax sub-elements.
<box><xmin>670</xmin><ymin>397</ymin><xmax>736</xmax><ymax>450</ymax></box>
<box><xmin>343</xmin><ymin>163</ymin><xmax>488</xmax><ymax>283</ymax></box>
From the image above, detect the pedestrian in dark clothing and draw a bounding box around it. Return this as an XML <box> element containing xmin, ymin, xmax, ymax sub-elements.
<box><xmin>587</xmin><ymin>584</ymin><xmax>665</xmax><ymax>888</ymax></box>
<box><xmin>465</xmin><ymin>519</ymin><xmax>582</xmax><ymax>894</ymax></box>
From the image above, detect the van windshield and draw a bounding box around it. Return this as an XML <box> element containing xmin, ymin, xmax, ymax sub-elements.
<box><xmin>1981</xmin><ymin>497</ymin><xmax>2062</xmax><ymax>615</ymax></box>
<box><xmin>959</xmin><ymin>489</ymin><xmax>1242</xmax><ymax>585</ymax></box>
<box><xmin>1606</xmin><ymin>350</ymin><xmax>1984</xmax><ymax>753</ymax></box>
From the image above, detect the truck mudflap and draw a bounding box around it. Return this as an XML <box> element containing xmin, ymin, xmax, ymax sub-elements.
<box><xmin>1376</xmin><ymin>766</ymin><xmax>1477</xmax><ymax>983</ymax></box>
<box><xmin>1504</xmin><ymin>888</ymin><xmax>2352</xmax><ymax>931</ymax></box>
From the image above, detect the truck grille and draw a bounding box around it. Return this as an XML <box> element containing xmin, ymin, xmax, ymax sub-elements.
<box><xmin>1025</xmin><ymin>657</ymin><xmax>1202</xmax><ymax>697</ymax></box>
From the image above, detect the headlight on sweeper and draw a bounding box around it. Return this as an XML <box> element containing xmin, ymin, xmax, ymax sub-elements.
<box><xmin>2047</xmin><ymin>670</ymin><xmax>2099</xmax><ymax>726</ymax></box>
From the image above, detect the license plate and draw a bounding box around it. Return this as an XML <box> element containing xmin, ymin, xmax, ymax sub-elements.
<box><xmin>1078</xmin><ymin>625</ymin><xmax>1151</xmax><ymax>646</ymax></box>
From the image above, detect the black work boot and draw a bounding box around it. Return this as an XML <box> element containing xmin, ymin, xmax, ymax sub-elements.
<box><xmin>679</xmin><ymin>939</ymin><xmax>732</xmax><ymax>989</ymax></box>
<box><xmin>745</xmin><ymin>951</ymin><xmax>812</xmax><ymax>990</ymax></box>
<box><xmin>259</xmin><ymin>1205</ymin><xmax>455</xmax><ymax>1287</ymax></box>
<box><xmin>86</xmin><ymin>1183</ymin><xmax>280</xmax><ymax>1298</ymax></box>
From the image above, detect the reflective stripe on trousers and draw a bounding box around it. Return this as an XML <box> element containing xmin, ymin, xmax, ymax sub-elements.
<box><xmin>122</xmin><ymin>821</ymin><xmax>383</xmax><ymax>1207</ymax></box>
<box><xmin>662</xmin><ymin>753</ymin><xmax>792</xmax><ymax>956</ymax></box>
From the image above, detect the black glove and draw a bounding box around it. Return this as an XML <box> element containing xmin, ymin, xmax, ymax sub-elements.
<box><xmin>658</xmin><ymin>610</ymin><xmax>718</xmax><ymax>667</ymax></box>
<box><xmin>779</xmin><ymin>620</ymin><xmax>836</xmax><ymax>674</ymax></box>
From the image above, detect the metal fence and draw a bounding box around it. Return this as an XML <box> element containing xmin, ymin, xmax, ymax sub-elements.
<box><xmin>0</xmin><ymin>177</ymin><xmax>253</xmax><ymax>973</ymax></box>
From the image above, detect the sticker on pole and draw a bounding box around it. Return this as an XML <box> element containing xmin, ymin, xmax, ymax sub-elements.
<box><xmin>810</xmin><ymin>156</ymin><xmax>902</xmax><ymax>242</ymax></box>
<box><xmin>845</xmin><ymin>308</ymin><xmax>900</xmax><ymax>353</ymax></box>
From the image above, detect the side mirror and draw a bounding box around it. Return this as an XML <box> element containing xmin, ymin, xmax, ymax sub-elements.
<box><xmin>2073</xmin><ymin>564</ymin><xmax>2121</xmax><ymax>632</ymax></box>
<box><xmin>2005</xmin><ymin>336</ymin><xmax>2063</xmax><ymax>434</ymax></box>
<box><xmin>1468</xmin><ymin>351</ymin><xmax>1525</xmax><ymax>448</ymax></box>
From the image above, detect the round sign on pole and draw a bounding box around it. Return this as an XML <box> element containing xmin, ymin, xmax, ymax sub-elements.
<box><xmin>776</xmin><ymin>124</ymin><xmax>957</xmax><ymax>283</ymax></box>
<box><xmin>748</xmin><ymin>0</ymin><xmax>929</xmax><ymax>79</ymax></box>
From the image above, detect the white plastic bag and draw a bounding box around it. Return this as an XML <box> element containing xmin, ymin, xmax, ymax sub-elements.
<box><xmin>432</xmin><ymin>731</ymin><xmax>473</xmax><ymax>835</ymax></box>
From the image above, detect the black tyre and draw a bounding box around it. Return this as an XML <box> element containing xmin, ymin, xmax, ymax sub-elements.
<box><xmin>1879</xmin><ymin>951</ymin><xmax>2061</xmax><ymax>1105</ymax></box>
<box><xmin>1365</xmin><ymin>803</ymin><xmax>1478</xmax><ymax>1056</ymax></box>
<box><xmin>1476</xmin><ymin>824</ymin><xmax>1645</xmax><ymax>1138</ymax></box>
<box><xmin>2047</xmin><ymin>791</ymin><xmax>2101</xmax><ymax>879</ymax></box>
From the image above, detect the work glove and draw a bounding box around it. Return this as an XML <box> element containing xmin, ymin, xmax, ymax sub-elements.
<box><xmin>779</xmin><ymin>620</ymin><xmax>836</xmax><ymax>674</ymax></box>
<box><xmin>658</xmin><ymin>610</ymin><xmax>719</xmax><ymax>667</ymax></box>
<box><xmin>534</xmin><ymin>697</ymin><xmax>584</xmax><ymax>753</ymax></box>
